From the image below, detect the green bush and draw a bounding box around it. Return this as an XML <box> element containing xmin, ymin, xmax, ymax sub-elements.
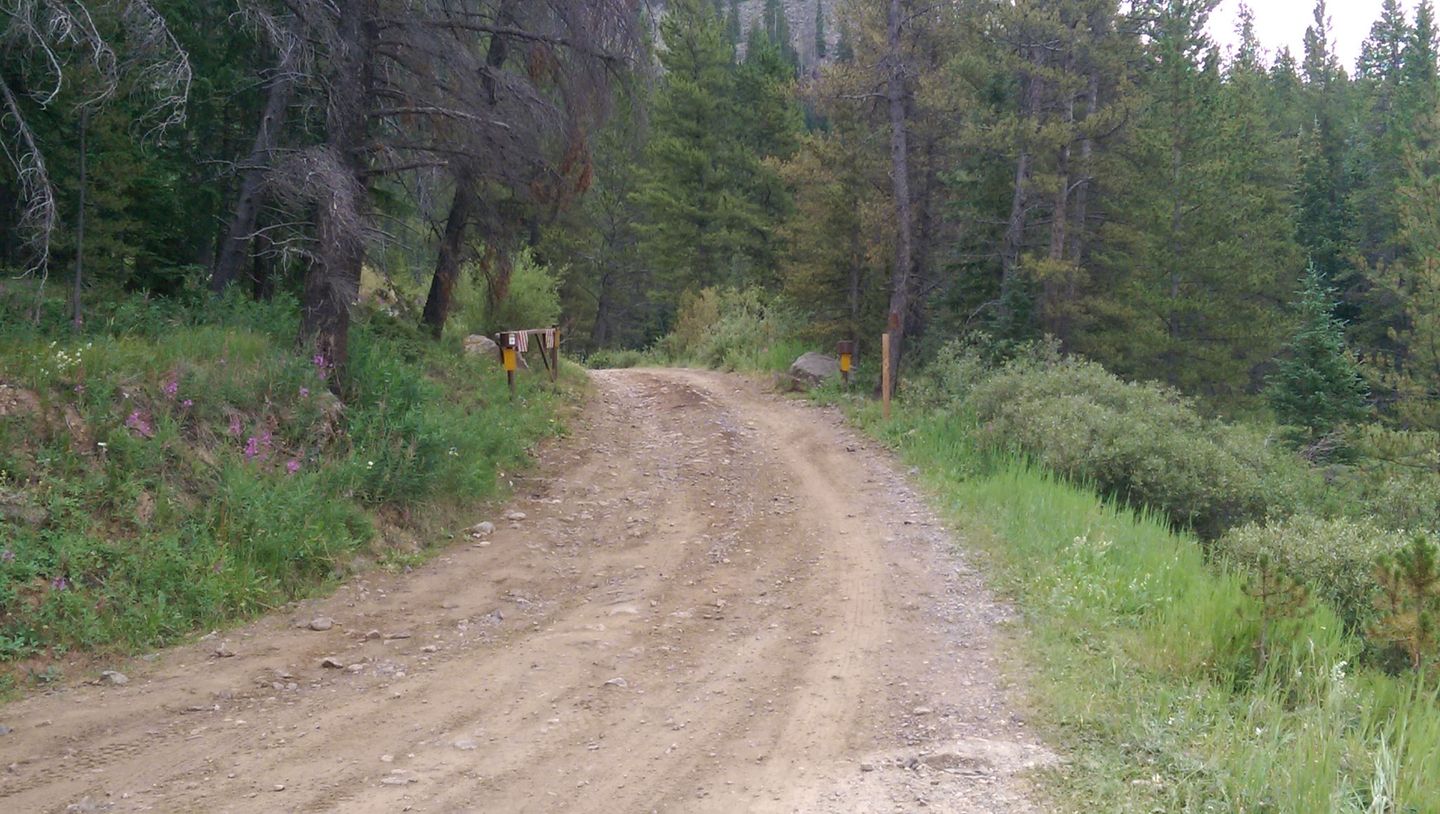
<box><xmin>655</xmin><ymin>287</ymin><xmax>801</xmax><ymax>372</ymax></box>
<box><xmin>586</xmin><ymin>348</ymin><xmax>646</xmax><ymax>369</ymax></box>
<box><xmin>448</xmin><ymin>248</ymin><xmax>564</xmax><ymax>338</ymax></box>
<box><xmin>1219</xmin><ymin>515</ymin><xmax>1409</xmax><ymax>631</ymax></box>
<box><xmin>966</xmin><ymin>356</ymin><xmax>1312</xmax><ymax>538</ymax></box>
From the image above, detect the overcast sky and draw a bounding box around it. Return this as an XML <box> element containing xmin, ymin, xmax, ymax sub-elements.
<box><xmin>1206</xmin><ymin>0</ymin><xmax>1420</xmax><ymax>70</ymax></box>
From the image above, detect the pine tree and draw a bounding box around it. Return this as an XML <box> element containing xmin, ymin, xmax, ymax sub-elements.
<box><xmin>634</xmin><ymin>0</ymin><xmax>801</xmax><ymax>311</ymax></box>
<box><xmin>1372</xmin><ymin>107</ymin><xmax>1440</xmax><ymax>431</ymax></box>
<box><xmin>633</xmin><ymin>0</ymin><xmax>749</xmax><ymax>304</ymax></box>
<box><xmin>1371</xmin><ymin>535</ymin><xmax>1440</xmax><ymax>672</ymax></box>
<box><xmin>1296</xmin><ymin>0</ymin><xmax>1361</xmax><ymax>306</ymax></box>
<box><xmin>1267</xmin><ymin>264</ymin><xmax>1371</xmax><ymax>438</ymax></box>
<box><xmin>1085</xmin><ymin>0</ymin><xmax>1293</xmax><ymax>399</ymax></box>
<box><xmin>1354</xmin><ymin>0</ymin><xmax>1412</xmax><ymax>267</ymax></box>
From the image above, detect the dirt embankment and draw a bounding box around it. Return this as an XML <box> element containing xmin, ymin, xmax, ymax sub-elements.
<box><xmin>0</xmin><ymin>369</ymin><xmax>1055</xmax><ymax>813</ymax></box>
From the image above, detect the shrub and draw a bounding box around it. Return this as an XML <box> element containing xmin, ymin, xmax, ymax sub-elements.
<box><xmin>967</xmin><ymin>357</ymin><xmax>1312</xmax><ymax>538</ymax></box>
<box><xmin>1219</xmin><ymin>515</ymin><xmax>1409</xmax><ymax>632</ymax></box>
<box><xmin>587</xmin><ymin>348</ymin><xmax>646</xmax><ymax>369</ymax></box>
<box><xmin>448</xmin><ymin>248</ymin><xmax>563</xmax><ymax>338</ymax></box>
<box><xmin>656</xmin><ymin>287</ymin><xmax>800</xmax><ymax>371</ymax></box>
<box><xmin>1335</xmin><ymin>424</ymin><xmax>1440</xmax><ymax>532</ymax></box>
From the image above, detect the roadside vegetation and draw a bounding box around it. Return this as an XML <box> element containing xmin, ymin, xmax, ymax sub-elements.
<box><xmin>0</xmin><ymin>282</ymin><xmax>570</xmax><ymax>692</ymax></box>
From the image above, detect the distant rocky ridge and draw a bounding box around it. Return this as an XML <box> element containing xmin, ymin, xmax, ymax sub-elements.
<box><xmin>650</xmin><ymin>0</ymin><xmax>840</xmax><ymax>70</ymax></box>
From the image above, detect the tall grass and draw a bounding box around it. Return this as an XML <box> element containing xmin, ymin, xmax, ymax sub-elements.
<box><xmin>847</xmin><ymin>399</ymin><xmax>1440</xmax><ymax>812</ymax></box>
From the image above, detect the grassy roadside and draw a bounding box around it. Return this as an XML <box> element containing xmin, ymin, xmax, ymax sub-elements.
<box><xmin>0</xmin><ymin>290</ymin><xmax>576</xmax><ymax>693</ymax></box>
<box><xmin>838</xmin><ymin>396</ymin><xmax>1440</xmax><ymax>813</ymax></box>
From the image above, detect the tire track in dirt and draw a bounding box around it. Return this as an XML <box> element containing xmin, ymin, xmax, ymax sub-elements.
<box><xmin>0</xmin><ymin>368</ymin><xmax>1055</xmax><ymax>813</ymax></box>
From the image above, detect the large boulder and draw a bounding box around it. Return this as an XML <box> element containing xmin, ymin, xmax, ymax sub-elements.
<box><xmin>463</xmin><ymin>334</ymin><xmax>500</xmax><ymax>359</ymax></box>
<box><xmin>788</xmin><ymin>352</ymin><xmax>841</xmax><ymax>390</ymax></box>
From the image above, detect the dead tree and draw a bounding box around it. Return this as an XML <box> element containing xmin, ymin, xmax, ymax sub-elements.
<box><xmin>256</xmin><ymin>0</ymin><xmax>639</xmax><ymax>375</ymax></box>
<box><xmin>210</xmin><ymin>13</ymin><xmax>301</xmax><ymax>294</ymax></box>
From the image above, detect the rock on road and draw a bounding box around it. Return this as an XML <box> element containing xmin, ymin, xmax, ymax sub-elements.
<box><xmin>0</xmin><ymin>369</ymin><xmax>1055</xmax><ymax>813</ymax></box>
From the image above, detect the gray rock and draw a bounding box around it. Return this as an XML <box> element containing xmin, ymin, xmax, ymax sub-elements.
<box><xmin>603</xmin><ymin>677</ymin><xmax>628</xmax><ymax>689</ymax></box>
<box><xmin>308</xmin><ymin>617</ymin><xmax>334</xmax><ymax>631</ymax></box>
<box><xmin>788</xmin><ymin>352</ymin><xmax>841</xmax><ymax>390</ymax></box>
<box><xmin>463</xmin><ymin>334</ymin><xmax>500</xmax><ymax>359</ymax></box>
<box><xmin>504</xmin><ymin>510</ymin><xmax>527</xmax><ymax>522</ymax></box>
<box><xmin>100</xmin><ymin>671</ymin><xmax>128</xmax><ymax>686</ymax></box>
<box><xmin>214</xmin><ymin>642</ymin><xmax>236</xmax><ymax>658</ymax></box>
<box><xmin>0</xmin><ymin>493</ymin><xmax>45</xmax><ymax>527</ymax></box>
<box><xmin>453</xmin><ymin>739</ymin><xmax>478</xmax><ymax>751</ymax></box>
<box><xmin>320</xmin><ymin>657</ymin><xmax>345</xmax><ymax>669</ymax></box>
<box><xmin>0</xmin><ymin>724</ymin><xmax>11</xmax><ymax>736</ymax></box>
<box><xmin>470</xmin><ymin>521</ymin><xmax>496</xmax><ymax>537</ymax></box>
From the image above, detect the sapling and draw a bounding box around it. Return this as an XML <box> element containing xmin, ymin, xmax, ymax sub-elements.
<box><xmin>1245</xmin><ymin>553</ymin><xmax>1311</xmax><ymax>671</ymax></box>
<box><xmin>1370</xmin><ymin>534</ymin><xmax>1440</xmax><ymax>672</ymax></box>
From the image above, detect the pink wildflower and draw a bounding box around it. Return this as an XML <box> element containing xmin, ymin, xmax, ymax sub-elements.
<box><xmin>125</xmin><ymin>410</ymin><xmax>155</xmax><ymax>438</ymax></box>
<box><xmin>286</xmin><ymin>459</ymin><xmax>301</xmax><ymax>475</ymax></box>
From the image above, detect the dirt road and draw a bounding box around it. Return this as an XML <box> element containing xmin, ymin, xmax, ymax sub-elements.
<box><xmin>0</xmin><ymin>369</ymin><xmax>1055</xmax><ymax>813</ymax></box>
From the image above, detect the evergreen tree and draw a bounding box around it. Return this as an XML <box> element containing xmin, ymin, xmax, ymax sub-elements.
<box><xmin>1295</xmin><ymin>0</ymin><xmax>1361</xmax><ymax>317</ymax></box>
<box><xmin>1267</xmin><ymin>264</ymin><xmax>1370</xmax><ymax>437</ymax></box>
<box><xmin>1085</xmin><ymin>0</ymin><xmax>1293</xmax><ymax>398</ymax></box>
<box><xmin>634</xmin><ymin>0</ymin><xmax>747</xmax><ymax>306</ymax></box>
<box><xmin>1373</xmin><ymin>107</ymin><xmax>1440</xmax><ymax>431</ymax></box>
<box><xmin>1354</xmin><ymin>0</ymin><xmax>1412</xmax><ymax>267</ymax></box>
<box><xmin>634</xmin><ymin>0</ymin><xmax>801</xmax><ymax>313</ymax></box>
<box><xmin>762</xmin><ymin>0</ymin><xmax>800</xmax><ymax>68</ymax></box>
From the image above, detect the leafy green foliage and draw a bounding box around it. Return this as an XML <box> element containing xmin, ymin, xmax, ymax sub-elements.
<box><xmin>966</xmin><ymin>355</ymin><xmax>1308</xmax><ymax>538</ymax></box>
<box><xmin>446</xmin><ymin>249</ymin><xmax>564</xmax><ymax>339</ymax></box>
<box><xmin>1220</xmin><ymin>516</ymin><xmax>1408</xmax><ymax>634</ymax></box>
<box><xmin>0</xmin><ymin>291</ymin><xmax>565</xmax><ymax>666</ymax></box>
<box><xmin>653</xmin><ymin>287</ymin><xmax>802</xmax><ymax>372</ymax></box>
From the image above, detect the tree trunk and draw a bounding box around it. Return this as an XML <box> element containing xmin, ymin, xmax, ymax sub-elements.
<box><xmin>300</xmin><ymin>4</ymin><xmax>374</xmax><ymax>385</ymax></box>
<box><xmin>71</xmin><ymin>108</ymin><xmax>87</xmax><ymax>330</ymax></box>
<box><xmin>883</xmin><ymin>0</ymin><xmax>914</xmax><ymax>389</ymax></box>
<box><xmin>211</xmin><ymin>47</ymin><xmax>295</xmax><ymax>294</ymax></box>
<box><xmin>848</xmin><ymin>220</ymin><xmax>862</xmax><ymax>339</ymax></box>
<box><xmin>1068</xmin><ymin>70</ymin><xmax>1100</xmax><ymax>269</ymax></box>
<box><xmin>422</xmin><ymin>177</ymin><xmax>477</xmax><ymax>339</ymax></box>
<box><xmin>590</xmin><ymin>271</ymin><xmax>615</xmax><ymax>347</ymax></box>
<box><xmin>1043</xmin><ymin>78</ymin><xmax>1076</xmax><ymax>343</ymax></box>
<box><xmin>1000</xmin><ymin>59</ymin><xmax>1043</xmax><ymax>328</ymax></box>
<box><xmin>248</xmin><ymin>230</ymin><xmax>275</xmax><ymax>301</ymax></box>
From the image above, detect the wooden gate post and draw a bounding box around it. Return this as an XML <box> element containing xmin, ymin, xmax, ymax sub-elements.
<box><xmin>881</xmin><ymin>331</ymin><xmax>892</xmax><ymax>421</ymax></box>
<box><xmin>550</xmin><ymin>327</ymin><xmax>560</xmax><ymax>385</ymax></box>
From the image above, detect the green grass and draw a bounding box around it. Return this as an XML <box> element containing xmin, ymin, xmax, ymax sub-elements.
<box><xmin>0</xmin><ymin>290</ymin><xmax>571</xmax><ymax>683</ymax></box>
<box><xmin>842</xmin><ymin>398</ymin><xmax>1440</xmax><ymax>813</ymax></box>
